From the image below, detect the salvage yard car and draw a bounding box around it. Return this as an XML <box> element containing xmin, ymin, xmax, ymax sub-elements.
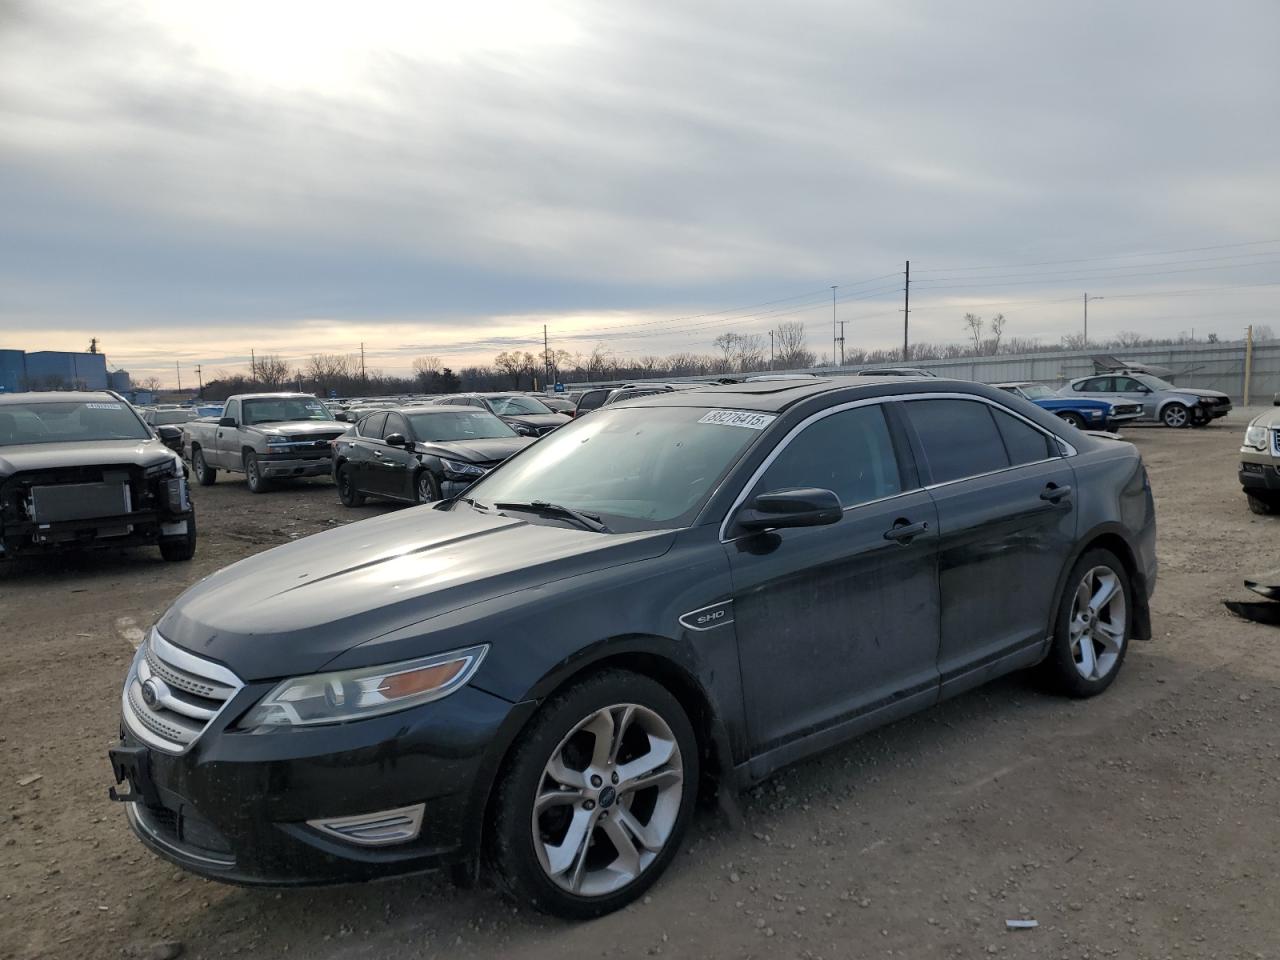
<box><xmin>433</xmin><ymin>393</ymin><xmax>569</xmax><ymax>436</ymax></box>
<box><xmin>0</xmin><ymin>392</ymin><xmax>195</xmax><ymax>561</ymax></box>
<box><xmin>994</xmin><ymin>381</ymin><xmax>1143</xmax><ymax>431</ymax></box>
<box><xmin>183</xmin><ymin>393</ymin><xmax>347</xmax><ymax>493</ymax></box>
<box><xmin>1061</xmin><ymin>372</ymin><xmax>1231</xmax><ymax>427</ymax></box>
<box><xmin>1240</xmin><ymin>402</ymin><xmax>1280</xmax><ymax>514</ymax></box>
<box><xmin>109</xmin><ymin>377</ymin><xmax>1156</xmax><ymax>919</ymax></box>
<box><xmin>333</xmin><ymin>406</ymin><xmax>533</xmax><ymax>506</ymax></box>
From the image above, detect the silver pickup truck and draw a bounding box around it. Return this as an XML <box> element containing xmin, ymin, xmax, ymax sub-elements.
<box><xmin>182</xmin><ymin>393</ymin><xmax>348</xmax><ymax>493</ymax></box>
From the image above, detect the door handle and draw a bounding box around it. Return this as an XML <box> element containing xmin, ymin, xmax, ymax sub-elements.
<box><xmin>884</xmin><ymin>519</ymin><xmax>930</xmax><ymax>544</ymax></box>
<box><xmin>1040</xmin><ymin>483</ymin><xmax>1072</xmax><ymax>503</ymax></box>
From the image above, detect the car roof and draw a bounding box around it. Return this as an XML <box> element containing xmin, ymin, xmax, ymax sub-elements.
<box><xmin>0</xmin><ymin>390</ymin><xmax>122</xmax><ymax>405</ymax></box>
<box><xmin>991</xmin><ymin>381</ymin><xmax>1034</xmax><ymax>388</ymax></box>
<box><xmin>606</xmin><ymin>376</ymin><xmax>993</xmax><ymax>413</ymax></box>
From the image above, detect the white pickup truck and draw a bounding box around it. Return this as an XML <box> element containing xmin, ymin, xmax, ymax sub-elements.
<box><xmin>182</xmin><ymin>393</ymin><xmax>348</xmax><ymax>493</ymax></box>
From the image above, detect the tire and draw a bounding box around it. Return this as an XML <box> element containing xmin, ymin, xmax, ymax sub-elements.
<box><xmin>336</xmin><ymin>463</ymin><xmax>365</xmax><ymax>507</ymax></box>
<box><xmin>1057</xmin><ymin>412</ymin><xmax>1087</xmax><ymax>430</ymax></box>
<box><xmin>487</xmin><ymin>669</ymin><xmax>699</xmax><ymax>920</ymax></box>
<box><xmin>192</xmin><ymin>448</ymin><xmax>217</xmax><ymax>486</ymax></box>
<box><xmin>415</xmin><ymin>469</ymin><xmax>441</xmax><ymax>504</ymax></box>
<box><xmin>244</xmin><ymin>452</ymin><xmax>272</xmax><ymax>493</ymax></box>
<box><xmin>1036</xmin><ymin>548</ymin><xmax>1131</xmax><ymax>697</ymax></box>
<box><xmin>158</xmin><ymin>511</ymin><xmax>197</xmax><ymax>562</ymax></box>
<box><xmin>1161</xmin><ymin>402</ymin><xmax>1190</xmax><ymax>428</ymax></box>
<box><xmin>1247</xmin><ymin>493</ymin><xmax>1280</xmax><ymax>516</ymax></box>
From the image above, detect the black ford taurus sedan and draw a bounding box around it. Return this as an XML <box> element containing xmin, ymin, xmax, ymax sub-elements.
<box><xmin>332</xmin><ymin>406</ymin><xmax>533</xmax><ymax>506</ymax></box>
<box><xmin>110</xmin><ymin>377</ymin><xmax>1156</xmax><ymax>918</ymax></box>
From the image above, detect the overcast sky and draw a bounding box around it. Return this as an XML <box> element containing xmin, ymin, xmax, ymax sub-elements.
<box><xmin>2</xmin><ymin>0</ymin><xmax>1278</xmax><ymax>384</ymax></box>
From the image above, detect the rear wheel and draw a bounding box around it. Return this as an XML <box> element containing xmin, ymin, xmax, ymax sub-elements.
<box><xmin>487</xmin><ymin>670</ymin><xmax>698</xmax><ymax>920</ymax></box>
<box><xmin>158</xmin><ymin>512</ymin><xmax>197</xmax><ymax>562</ymax></box>
<box><xmin>244</xmin><ymin>452</ymin><xmax>271</xmax><ymax>493</ymax></box>
<box><xmin>1247</xmin><ymin>492</ymin><xmax>1280</xmax><ymax>516</ymax></box>
<box><xmin>192</xmin><ymin>448</ymin><xmax>217</xmax><ymax>485</ymax></box>
<box><xmin>1057</xmin><ymin>412</ymin><xmax>1087</xmax><ymax>430</ymax></box>
<box><xmin>415</xmin><ymin>469</ymin><xmax>441</xmax><ymax>504</ymax></box>
<box><xmin>336</xmin><ymin>463</ymin><xmax>365</xmax><ymax>506</ymax></box>
<box><xmin>1161</xmin><ymin>402</ymin><xmax>1190</xmax><ymax>428</ymax></box>
<box><xmin>1037</xmin><ymin>548</ymin><xmax>1131</xmax><ymax>697</ymax></box>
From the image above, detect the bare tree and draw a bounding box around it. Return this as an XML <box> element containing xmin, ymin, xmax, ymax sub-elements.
<box><xmin>774</xmin><ymin>321</ymin><xmax>814</xmax><ymax>368</ymax></box>
<box><xmin>1253</xmin><ymin>324</ymin><xmax>1275</xmax><ymax>341</ymax></box>
<box><xmin>139</xmin><ymin>375</ymin><xmax>163</xmax><ymax>392</ymax></box>
<box><xmin>1060</xmin><ymin>332</ymin><xmax>1089</xmax><ymax>351</ymax></box>
<box><xmin>986</xmin><ymin>314</ymin><xmax>1006</xmax><ymax>355</ymax></box>
<box><xmin>493</xmin><ymin>351</ymin><xmax>525</xmax><ymax>388</ymax></box>
<box><xmin>251</xmin><ymin>353</ymin><xmax>291</xmax><ymax>388</ymax></box>
<box><xmin>963</xmin><ymin>314</ymin><xmax>984</xmax><ymax>355</ymax></box>
<box><xmin>1113</xmin><ymin>330</ymin><xmax>1145</xmax><ymax>348</ymax></box>
<box><xmin>410</xmin><ymin>355</ymin><xmax>441</xmax><ymax>389</ymax></box>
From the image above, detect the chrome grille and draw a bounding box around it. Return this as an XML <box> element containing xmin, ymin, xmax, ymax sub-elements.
<box><xmin>122</xmin><ymin>630</ymin><xmax>243</xmax><ymax>753</ymax></box>
<box><xmin>1272</xmin><ymin>429</ymin><xmax>1280</xmax><ymax>457</ymax></box>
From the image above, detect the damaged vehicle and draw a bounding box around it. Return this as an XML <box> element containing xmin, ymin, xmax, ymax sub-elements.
<box><xmin>333</xmin><ymin>407</ymin><xmax>533</xmax><ymax>506</ymax></box>
<box><xmin>1061</xmin><ymin>372</ymin><xmax>1232</xmax><ymax>427</ymax></box>
<box><xmin>994</xmin><ymin>381</ymin><xmax>1143</xmax><ymax>431</ymax></box>
<box><xmin>0</xmin><ymin>392</ymin><xmax>195</xmax><ymax>561</ymax></box>
<box><xmin>109</xmin><ymin>378</ymin><xmax>1155</xmax><ymax>919</ymax></box>
<box><xmin>1239</xmin><ymin>402</ymin><xmax>1280</xmax><ymax>515</ymax></box>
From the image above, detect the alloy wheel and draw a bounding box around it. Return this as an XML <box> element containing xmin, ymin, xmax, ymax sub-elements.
<box><xmin>1162</xmin><ymin>404</ymin><xmax>1188</xmax><ymax>428</ymax></box>
<box><xmin>1069</xmin><ymin>565</ymin><xmax>1127</xmax><ymax>681</ymax></box>
<box><xmin>532</xmin><ymin>704</ymin><xmax>683</xmax><ymax>897</ymax></box>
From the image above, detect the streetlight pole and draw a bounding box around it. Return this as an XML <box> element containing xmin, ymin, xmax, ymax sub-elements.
<box><xmin>1083</xmin><ymin>292</ymin><xmax>1103</xmax><ymax>346</ymax></box>
<box><xmin>769</xmin><ymin>330</ymin><xmax>774</xmax><ymax>370</ymax></box>
<box><xmin>831</xmin><ymin>286</ymin><xmax>838</xmax><ymax>368</ymax></box>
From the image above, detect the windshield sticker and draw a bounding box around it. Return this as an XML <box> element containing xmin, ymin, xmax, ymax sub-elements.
<box><xmin>85</xmin><ymin>402</ymin><xmax>123</xmax><ymax>410</ymax></box>
<box><xmin>698</xmin><ymin>410</ymin><xmax>777</xmax><ymax>430</ymax></box>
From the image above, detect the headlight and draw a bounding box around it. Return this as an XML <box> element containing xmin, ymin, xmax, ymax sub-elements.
<box><xmin>1245</xmin><ymin>425</ymin><xmax>1268</xmax><ymax>449</ymax></box>
<box><xmin>238</xmin><ymin>645</ymin><xmax>488</xmax><ymax>729</ymax></box>
<box><xmin>266</xmin><ymin>435</ymin><xmax>289</xmax><ymax>446</ymax></box>
<box><xmin>440</xmin><ymin>457</ymin><xmax>485</xmax><ymax>478</ymax></box>
<box><xmin>1087</xmin><ymin>410</ymin><xmax>1102</xmax><ymax>419</ymax></box>
<box><xmin>144</xmin><ymin>459</ymin><xmax>178</xmax><ymax>478</ymax></box>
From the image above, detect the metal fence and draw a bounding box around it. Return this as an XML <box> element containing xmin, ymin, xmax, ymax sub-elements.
<box><xmin>559</xmin><ymin>340</ymin><xmax>1280</xmax><ymax>402</ymax></box>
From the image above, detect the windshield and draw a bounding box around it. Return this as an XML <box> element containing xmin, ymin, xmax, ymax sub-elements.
<box><xmin>463</xmin><ymin>406</ymin><xmax>766</xmax><ymax>531</ymax></box>
<box><xmin>488</xmin><ymin>395</ymin><xmax>553</xmax><ymax>416</ymax></box>
<box><xmin>1019</xmin><ymin>384</ymin><xmax>1056</xmax><ymax>400</ymax></box>
<box><xmin>407</xmin><ymin>410</ymin><xmax>517</xmax><ymax>441</ymax></box>
<box><xmin>242</xmin><ymin>397</ymin><xmax>335</xmax><ymax>425</ymax></box>
<box><xmin>1135</xmin><ymin>374</ymin><xmax>1176</xmax><ymax>391</ymax></box>
<box><xmin>152</xmin><ymin>410</ymin><xmax>196</xmax><ymax>424</ymax></box>
<box><xmin>0</xmin><ymin>400</ymin><xmax>150</xmax><ymax>446</ymax></box>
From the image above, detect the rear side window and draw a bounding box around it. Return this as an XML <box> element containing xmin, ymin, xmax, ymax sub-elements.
<box><xmin>1113</xmin><ymin>377</ymin><xmax>1144</xmax><ymax>392</ymax></box>
<box><xmin>357</xmin><ymin>412</ymin><xmax>387</xmax><ymax>438</ymax></box>
<box><xmin>577</xmin><ymin>390</ymin><xmax>608</xmax><ymax>413</ymax></box>
<box><xmin>1077</xmin><ymin>378</ymin><xmax>1113</xmax><ymax>393</ymax></box>
<box><xmin>759</xmin><ymin>405</ymin><xmax>902</xmax><ymax>507</ymax></box>
<box><xmin>905</xmin><ymin>399</ymin><xmax>1009</xmax><ymax>484</ymax></box>
<box><xmin>990</xmin><ymin>407</ymin><xmax>1055</xmax><ymax>465</ymax></box>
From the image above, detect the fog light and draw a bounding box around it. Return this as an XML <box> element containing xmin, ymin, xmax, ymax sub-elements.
<box><xmin>307</xmin><ymin>804</ymin><xmax>425</xmax><ymax>847</ymax></box>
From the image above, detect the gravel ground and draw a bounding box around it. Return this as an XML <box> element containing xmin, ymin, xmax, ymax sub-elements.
<box><xmin>2</xmin><ymin>416</ymin><xmax>1279</xmax><ymax>960</ymax></box>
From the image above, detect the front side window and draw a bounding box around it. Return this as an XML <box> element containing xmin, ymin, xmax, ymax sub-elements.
<box><xmin>224</xmin><ymin>399</ymin><xmax>241</xmax><ymax>423</ymax></box>
<box><xmin>0</xmin><ymin>400</ymin><xmax>150</xmax><ymax>446</ymax></box>
<box><xmin>488</xmin><ymin>396</ymin><xmax>552</xmax><ymax>416</ymax></box>
<box><xmin>242</xmin><ymin>397</ymin><xmax>335</xmax><ymax>425</ymax></box>
<box><xmin>1078</xmin><ymin>378</ymin><xmax>1113</xmax><ymax>393</ymax></box>
<box><xmin>463</xmin><ymin>406</ymin><xmax>765</xmax><ymax>531</ymax></box>
<box><xmin>904</xmin><ymin>398</ymin><xmax>1009</xmax><ymax>484</ymax></box>
<box><xmin>1018</xmin><ymin>384</ymin><xmax>1056</xmax><ymax>400</ymax></box>
<box><xmin>381</xmin><ymin>413</ymin><xmax>409</xmax><ymax>440</ymax></box>
<box><xmin>758</xmin><ymin>405</ymin><xmax>902</xmax><ymax>507</ymax></box>
<box><xmin>406</xmin><ymin>411</ymin><xmax>516</xmax><ymax>441</ymax></box>
<box><xmin>576</xmin><ymin>390</ymin><xmax>608</xmax><ymax>413</ymax></box>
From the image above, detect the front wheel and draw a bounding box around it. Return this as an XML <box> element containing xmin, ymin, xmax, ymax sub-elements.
<box><xmin>415</xmin><ymin>469</ymin><xmax>441</xmax><ymax>504</ymax></box>
<box><xmin>1161</xmin><ymin>402</ymin><xmax>1190</xmax><ymax>428</ymax></box>
<box><xmin>1248</xmin><ymin>493</ymin><xmax>1280</xmax><ymax>516</ymax></box>
<box><xmin>244</xmin><ymin>452</ymin><xmax>271</xmax><ymax>493</ymax></box>
<box><xmin>1036</xmin><ymin>549</ymin><xmax>1131</xmax><ymax>697</ymax></box>
<box><xmin>1057</xmin><ymin>412</ymin><xmax>1087</xmax><ymax>430</ymax></box>
<box><xmin>487</xmin><ymin>670</ymin><xmax>699</xmax><ymax>920</ymax></box>
<box><xmin>158</xmin><ymin>512</ymin><xmax>197</xmax><ymax>562</ymax></box>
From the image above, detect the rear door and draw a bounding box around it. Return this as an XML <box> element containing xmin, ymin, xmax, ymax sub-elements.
<box><xmin>368</xmin><ymin>412</ymin><xmax>417</xmax><ymax>499</ymax></box>
<box><xmin>1110</xmin><ymin>375</ymin><xmax>1155</xmax><ymax>420</ymax></box>
<box><xmin>349</xmin><ymin>412</ymin><xmax>386</xmax><ymax>492</ymax></box>
<box><xmin>727</xmin><ymin>401</ymin><xmax>941</xmax><ymax>771</ymax></box>
<box><xmin>901</xmin><ymin>397</ymin><xmax>1077</xmax><ymax>697</ymax></box>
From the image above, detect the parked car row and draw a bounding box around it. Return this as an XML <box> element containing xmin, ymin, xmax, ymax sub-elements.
<box><xmin>108</xmin><ymin>376</ymin><xmax>1159</xmax><ymax>918</ymax></box>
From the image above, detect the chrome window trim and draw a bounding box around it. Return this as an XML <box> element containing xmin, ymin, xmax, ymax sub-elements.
<box><xmin>717</xmin><ymin>392</ymin><xmax>1076</xmax><ymax>543</ymax></box>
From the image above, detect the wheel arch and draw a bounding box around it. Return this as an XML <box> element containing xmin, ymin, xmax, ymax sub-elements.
<box><xmin>1047</xmin><ymin>524</ymin><xmax>1152</xmax><ymax>644</ymax></box>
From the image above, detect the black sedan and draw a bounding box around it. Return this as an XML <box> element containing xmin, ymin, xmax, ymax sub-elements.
<box><xmin>433</xmin><ymin>393</ymin><xmax>569</xmax><ymax>436</ymax></box>
<box><xmin>332</xmin><ymin>407</ymin><xmax>532</xmax><ymax>506</ymax></box>
<box><xmin>110</xmin><ymin>377</ymin><xmax>1156</xmax><ymax>919</ymax></box>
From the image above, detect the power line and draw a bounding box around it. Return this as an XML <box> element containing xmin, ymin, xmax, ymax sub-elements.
<box><xmin>912</xmin><ymin>237</ymin><xmax>1280</xmax><ymax>274</ymax></box>
<box><xmin>915</xmin><ymin>258</ymin><xmax>1280</xmax><ymax>292</ymax></box>
<box><xmin>913</xmin><ymin>249</ymin><xmax>1280</xmax><ymax>285</ymax></box>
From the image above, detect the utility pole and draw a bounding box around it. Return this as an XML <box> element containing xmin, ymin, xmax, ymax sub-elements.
<box><xmin>88</xmin><ymin>337</ymin><xmax>98</xmax><ymax>354</ymax></box>
<box><xmin>195</xmin><ymin>364</ymin><xmax>203</xmax><ymax>398</ymax></box>
<box><xmin>360</xmin><ymin>342</ymin><xmax>366</xmax><ymax>382</ymax></box>
<box><xmin>1244</xmin><ymin>324</ymin><xmax>1255</xmax><ymax>405</ymax></box>
<box><xmin>902</xmin><ymin>260</ymin><xmax>910</xmax><ymax>361</ymax></box>
<box><xmin>543</xmin><ymin>324</ymin><xmax>551</xmax><ymax>386</ymax></box>
<box><xmin>838</xmin><ymin>320</ymin><xmax>847</xmax><ymax>365</ymax></box>
<box><xmin>175</xmin><ymin>361</ymin><xmax>181</xmax><ymax>392</ymax></box>
<box><xmin>250</xmin><ymin>348</ymin><xmax>256</xmax><ymax>382</ymax></box>
<box><xmin>1083</xmin><ymin>293</ymin><xmax>1103</xmax><ymax>346</ymax></box>
<box><xmin>769</xmin><ymin>330</ymin><xmax>774</xmax><ymax>370</ymax></box>
<box><xmin>831</xmin><ymin>286</ymin><xmax>838</xmax><ymax>367</ymax></box>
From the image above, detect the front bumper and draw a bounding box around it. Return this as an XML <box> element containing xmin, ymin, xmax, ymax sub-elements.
<box><xmin>258</xmin><ymin>451</ymin><xmax>334</xmax><ymax>479</ymax></box>
<box><xmin>1240</xmin><ymin>456</ymin><xmax>1280</xmax><ymax>493</ymax></box>
<box><xmin>110</xmin><ymin>684</ymin><xmax>531</xmax><ymax>885</ymax></box>
<box><xmin>1198</xmin><ymin>399</ymin><xmax>1233</xmax><ymax>421</ymax></box>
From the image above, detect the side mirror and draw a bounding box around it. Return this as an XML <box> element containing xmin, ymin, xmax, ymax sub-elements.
<box><xmin>383</xmin><ymin>432</ymin><xmax>408</xmax><ymax>447</ymax></box>
<box><xmin>157</xmin><ymin>425</ymin><xmax>181</xmax><ymax>439</ymax></box>
<box><xmin>218</xmin><ymin>416</ymin><xmax>237</xmax><ymax>427</ymax></box>
<box><xmin>735</xmin><ymin>487</ymin><xmax>843</xmax><ymax>532</ymax></box>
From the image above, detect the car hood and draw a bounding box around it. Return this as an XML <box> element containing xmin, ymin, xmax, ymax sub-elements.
<box><xmin>1033</xmin><ymin>398</ymin><xmax>1108</xmax><ymax>411</ymax></box>
<box><xmin>1178</xmin><ymin>387</ymin><xmax>1229</xmax><ymax>400</ymax></box>
<box><xmin>252</xmin><ymin>420</ymin><xmax>345</xmax><ymax>436</ymax></box>
<box><xmin>0</xmin><ymin>438</ymin><xmax>176</xmax><ymax>476</ymax></box>
<box><xmin>157</xmin><ymin>506</ymin><xmax>676</xmax><ymax>680</ymax></box>
<box><xmin>417</xmin><ymin>437</ymin><xmax>532</xmax><ymax>462</ymax></box>
<box><xmin>501</xmin><ymin>413</ymin><xmax>569</xmax><ymax>428</ymax></box>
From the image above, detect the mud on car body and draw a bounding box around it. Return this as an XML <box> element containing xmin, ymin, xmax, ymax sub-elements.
<box><xmin>109</xmin><ymin>376</ymin><xmax>1156</xmax><ymax>919</ymax></box>
<box><xmin>0</xmin><ymin>391</ymin><xmax>195</xmax><ymax>561</ymax></box>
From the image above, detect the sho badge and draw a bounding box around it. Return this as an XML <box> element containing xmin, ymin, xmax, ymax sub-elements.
<box><xmin>679</xmin><ymin>600</ymin><xmax>734</xmax><ymax>632</ymax></box>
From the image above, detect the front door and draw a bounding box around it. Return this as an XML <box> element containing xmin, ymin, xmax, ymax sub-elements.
<box><xmin>366</xmin><ymin>412</ymin><xmax>417</xmax><ymax>499</ymax></box>
<box><xmin>901</xmin><ymin>397</ymin><xmax>1078</xmax><ymax>695</ymax></box>
<box><xmin>726</xmin><ymin>402</ymin><xmax>941</xmax><ymax>773</ymax></box>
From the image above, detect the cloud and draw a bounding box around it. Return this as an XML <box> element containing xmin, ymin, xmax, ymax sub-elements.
<box><xmin>1</xmin><ymin>0</ymin><xmax>1278</xmax><ymax>382</ymax></box>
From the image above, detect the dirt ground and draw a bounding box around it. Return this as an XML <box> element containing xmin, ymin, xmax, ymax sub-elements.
<box><xmin>3</xmin><ymin>415</ymin><xmax>1279</xmax><ymax>960</ymax></box>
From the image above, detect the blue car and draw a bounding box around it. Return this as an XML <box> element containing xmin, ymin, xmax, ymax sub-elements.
<box><xmin>994</xmin><ymin>381</ymin><xmax>1143</xmax><ymax>431</ymax></box>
